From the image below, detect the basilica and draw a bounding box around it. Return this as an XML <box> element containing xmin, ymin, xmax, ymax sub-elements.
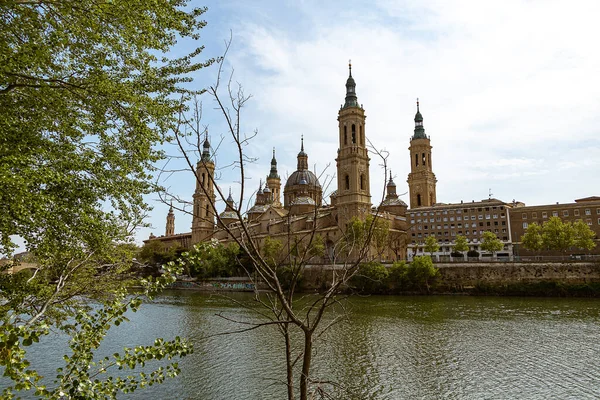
<box><xmin>146</xmin><ymin>63</ymin><xmax>435</xmax><ymax>261</ymax></box>
<box><xmin>148</xmin><ymin>64</ymin><xmax>600</xmax><ymax>261</ymax></box>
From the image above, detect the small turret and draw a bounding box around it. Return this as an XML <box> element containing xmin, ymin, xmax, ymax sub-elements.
<box><xmin>297</xmin><ymin>136</ymin><xmax>308</xmax><ymax>170</ymax></box>
<box><xmin>165</xmin><ymin>202</ymin><xmax>175</xmax><ymax>236</ymax></box>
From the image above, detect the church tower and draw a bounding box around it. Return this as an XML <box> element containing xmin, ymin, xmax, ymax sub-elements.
<box><xmin>335</xmin><ymin>62</ymin><xmax>371</xmax><ymax>226</ymax></box>
<box><xmin>191</xmin><ymin>134</ymin><xmax>216</xmax><ymax>243</ymax></box>
<box><xmin>407</xmin><ymin>100</ymin><xmax>437</xmax><ymax>208</ymax></box>
<box><xmin>165</xmin><ymin>203</ymin><xmax>175</xmax><ymax>236</ymax></box>
<box><xmin>266</xmin><ymin>148</ymin><xmax>281</xmax><ymax>207</ymax></box>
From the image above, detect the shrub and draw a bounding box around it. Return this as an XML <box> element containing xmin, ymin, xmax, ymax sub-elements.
<box><xmin>467</xmin><ymin>250</ymin><xmax>480</xmax><ymax>258</ymax></box>
<box><xmin>351</xmin><ymin>261</ymin><xmax>389</xmax><ymax>293</ymax></box>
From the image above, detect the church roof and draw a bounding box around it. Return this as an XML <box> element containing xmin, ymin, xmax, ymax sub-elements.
<box><xmin>285</xmin><ymin>170</ymin><xmax>321</xmax><ymax>188</ymax></box>
<box><xmin>381</xmin><ymin>198</ymin><xmax>408</xmax><ymax>207</ymax></box>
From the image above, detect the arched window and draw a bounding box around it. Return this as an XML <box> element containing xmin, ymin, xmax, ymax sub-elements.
<box><xmin>205</xmin><ymin>204</ymin><xmax>209</xmax><ymax>217</ymax></box>
<box><xmin>344</xmin><ymin>126</ymin><xmax>347</xmax><ymax>145</ymax></box>
<box><xmin>417</xmin><ymin>194</ymin><xmax>422</xmax><ymax>206</ymax></box>
<box><xmin>201</xmin><ymin>172</ymin><xmax>205</xmax><ymax>188</ymax></box>
<box><xmin>345</xmin><ymin>175</ymin><xmax>350</xmax><ymax>190</ymax></box>
<box><xmin>351</xmin><ymin>124</ymin><xmax>356</xmax><ymax>144</ymax></box>
<box><xmin>422</xmin><ymin>153</ymin><xmax>426</xmax><ymax>166</ymax></box>
<box><xmin>360</xmin><ymin>125</ymin><xmax>364</xmax><ymax>145</ymax></box>
<box><xmin>428</xmin><ymin>154</ymin><xmax>431</xmax><ymax>167</ymax></box>
<box><xmin>415</xmin><ymin>154</ymin><xmax>419</xmax><ymax>167</ymax></box>
<box><xmin>360</xmin><ymin>174</ymin><xmax>364</xmax><ymax>190</ymax></box>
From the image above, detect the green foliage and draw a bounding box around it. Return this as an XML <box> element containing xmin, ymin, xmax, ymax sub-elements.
<box><xmin>0</xmin><ymin>0</ymin><xmax>211</xmax><ymax>396</ymax></box>
<box><xmin>424</xmin><ymin>235</ymin><xmax>440</xmax><ymax>255</ymax></box>
<box><xmin>453</xmin><ymin>235</ymin><xmax>469</xmax><ymax>253</ymax></box>
<box><xmin>522</xmin><ymin>217</ymin><xmax>597</xmax><ymax>252</ymax></box>
<box><xmin>344</xmin><ymin>215</ymin><xmax>390</xmax><ymax>260</ymax></box>
<box><xmin>521</xmin><ymin>222</ymin><xmax>544</xmax><ymax>251</ymax></box>
<box><xmin>542</xmin><ymin>217</ymin><xmax>575</xmax><ymax>252</ymax></box>
<box><xmin>572</xmin><ymin>220</ymin><xmax>597</xmax><ymax>251</ymax></box>
<box><xmin>262</xmin><ymin>237</ymin><xmax>284</xmax><ymax>266</ymax></box>
<box><xmin>390</xmin><ymin>256</ymin><xmax>439</xmax><ymax>293</ymax></box>
<box><xmin>138</xmin><ymin>241</ymin><xmax>186</xmax><ymax>274</ymax></box>
<box><xmin>351</xmin><ymin>262</ymin><xmax>389</xmax><ymax>293</ymax></box>
<box><xmin>480</xmin><ymin>231</ymin><xmax>504</xmax><ymax>255</ymax></box>
<box><xmin>0</xmin><ymin>263</ymin><xmax>192</xmax><ymax>398</ymax></box>
<box><xmin>1</xmin><ymin>0</ymin><xmax>214</xmax><ymax>258</ymax></box>
<box><xmin>180</xmin><ymin>240</ymin><xmax>241</xmax><ymax>278</ymax></box>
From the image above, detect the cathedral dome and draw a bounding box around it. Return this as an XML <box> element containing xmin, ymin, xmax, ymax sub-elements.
<box><xmin>285</xmin><ymin>170</ymin><xmax>321</xmax><ymax>188</ymax></box>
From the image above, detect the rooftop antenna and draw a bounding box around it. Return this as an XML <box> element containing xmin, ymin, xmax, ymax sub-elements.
<box><xmin>489</xmin><ymin>188</ymin><xmax>493</xmax><ymax>200</ymax></box>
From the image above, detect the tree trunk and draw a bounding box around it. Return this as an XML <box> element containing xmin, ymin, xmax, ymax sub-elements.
<box><xmin>299</xmin><ymin>330</ymin><xmax>313</xmax><ymax>400</ymax></box>
<box><xmin>284</xmin><ymin>325</ymin><xmax>295</xmax><ymax>400</ymax></box>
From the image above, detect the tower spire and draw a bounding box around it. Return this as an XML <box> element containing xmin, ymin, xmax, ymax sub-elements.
<box><xmin>269</xmin><ymin>147</ymin><xmax>279</xmax><ymax>179</ymax></box>
<box><xmin>412</xmin><ymin>99</ymin><xmax>426</xmax><ymax>140</ymax></box>
<box><xmin>343</xmin><ymin>60</ymin><xmax>358</xmax><ymax>108</ymax></box>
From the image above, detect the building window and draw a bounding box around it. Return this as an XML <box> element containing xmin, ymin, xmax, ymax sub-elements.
<box><xmin>345</xmin><ymin>175</ymin><xmax>350</xmax><ymax>190</ymax></box>
<box><xmin>522</xmin><ymin>213</ymin><xmax>527</xmax><ymax>219</ymax></box>
<box><xmin>415</xmin><ymin>154</ymin><xmax>419</xmax><ymax>167</ymax></box>
<box><xmin>422</xmin><ymin>152</ymin><xmax>426</xmax><ymax>166</ymax></box>
<box><xmin>597</xmin><ymin>208</ymin><xmax>600</xmax><ymax>215</ymax></box>
<box><xmin>563</xmin><ymin>210</ymin><xmax>569</xmax><ymax>217</ymax></box>
<box><xmin>552</xmin><ymin>211</ymin><xmax>558</xmax><ymax>217</ymax></box>
<box><xmin>531</xmin><ymin>212</ymin><xmax>537</xmax><ymax>218</ymax></box>
<box><xmin>523</xmin><ymin>222</ymin><xmax>528</xmax><ymax>228</ymax></box>
<box><xmin>360</xmin><ymin>174</ymin><xmax>364</xmax><ymax>190</ymax></box>
<box><xmin>344</xmin><ymin>126</ymin><xmax>347</xmax><ymax>145</ymax></box>
<box><xmin>205</xmin><ymin>204</ymin><xmax>209</xmax><ymax>217</ymax></box>
<box><xmin>585</xmin><ymin>209</ymin><xmax>591</xmax><ymax>215</ymax></box>
<box><xmin>542</xmin><ymin>212</ymin><xmax>547</xmax><ymax>218</ymax></box>
<box><xmin>478</xmin><ymin>215</ymin><xmax>483</xmax><ymax>220</ymax></box>
<box><xmin>360</xmin><ymin>125</ymin><xmax>363</xmax><ymax>145</ymax></box>
<box><xmin>586</xmin><ymin>219</ymin><xmax>592</xmax><ymax>226</ymax></box>
<box><xmin>351</xmin><ymin>124</ymin><xmax>356</xmax><ymax>143</ymax></box>
<box><xmin>485</xmin><ymin>214</ymin><xmax>491</xmax><ymax>219</ymax></box>
<box><xmin>574</xmin><ymin>209</ymin><xmax>580</xmax><ymax>216</ymax></box>
<box><xmin>493</xmin><ymin>214</ymin><xmax>498</xmax><ymax>219</ymax></box>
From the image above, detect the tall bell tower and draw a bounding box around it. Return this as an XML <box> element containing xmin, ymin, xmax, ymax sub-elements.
<box><xmin>191</xmin><ymin>134</ymin><xmax>216</xmax><ymax>243</ymax></box>
<box><xmin>407</xmin><ymin>100</ymin><xmax>437</xmax><ymax>208</ymax></box>
<box><xmin>335</xmin><ymin>62</ymin><xmax>371</xmax><ymax>226</ymax></box>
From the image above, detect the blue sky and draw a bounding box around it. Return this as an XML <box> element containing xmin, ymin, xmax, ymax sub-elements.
<box><xmin>139</xmin><ymin>0</ymin><xmax>600</xmax><ymax>244</ymax></box>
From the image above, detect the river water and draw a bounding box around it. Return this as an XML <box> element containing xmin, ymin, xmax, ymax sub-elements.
<box><xmin>6</xmin><ymin>291</ymin><xmax>600</xmax><ymax>399</ymax></box>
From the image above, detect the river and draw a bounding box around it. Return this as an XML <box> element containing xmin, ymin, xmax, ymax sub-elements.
<box><xmin>5</xmin><ymin>291</ymin><xmax>600</xmax><ymax>399</ymax></box>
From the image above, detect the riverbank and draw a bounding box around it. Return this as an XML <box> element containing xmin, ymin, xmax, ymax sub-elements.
<box><xmin>178</xmin><ymin>261</ymin><xmax>600</xmax><ymax>297</ymax></box>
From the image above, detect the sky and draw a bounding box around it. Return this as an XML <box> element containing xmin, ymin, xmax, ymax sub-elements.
<box><xmin>139</xmin><ymin>0</ymin><xmax>600</xmax><ymax>244</ymax></box>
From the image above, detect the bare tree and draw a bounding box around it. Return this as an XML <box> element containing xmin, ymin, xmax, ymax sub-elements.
<box><xmin>159</xmin><ymin>41</ymin><xmax>395</xmax><ymax>400</ymax></box>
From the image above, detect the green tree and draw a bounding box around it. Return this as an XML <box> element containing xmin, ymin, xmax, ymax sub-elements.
<box><xmin>392</xmin><ymin>256</ymin><xmax>439</xmax><ymax>293</ymax></box>
<box><xmin>424</xmin><ymin>235</ymin><xmax>440</xmax><ymax>257</ymax></box>
<box><xmin>542</xmin><ymin>217</ymin><xmax>575</xmax><ymax>252</ymax></box>
<box><xmin>521</xmin><ymin>217</ymin><xmax>597</xmax><ymax>253</ymax></box>
<box><xmin>521</xmin><ymin>222</ymin><xmax>544</xmax><ymax>251</ymax></box>
<box><xmin>452</xmin><ymin>235</ymin><xmax>469</xmax><ymax>259</ymax></box>
<box><xmin>262</xmin><ymin>237</ymin><xmax>284</xmax><ymax>267</ymax></box>
<box><xmin>0</xmin><ymin>0</ymin><xmax>212</xmax><ymax>396</ymax></box>
<box><xmin>572</xmin><ymin>220</ymin><xmax>596</xmax><ymax>251</ymax></box>
<box><xmin>454</xmin><ymin>235</ymin><xmax>469</xmax><ymax>253</ymax></box>
<box><xmin>480</xmin><ymin>231</ymin><xmax>504</xmax><ymax>257</ymax></box>
<box><xmin>181</xmin><ymin>240</ymin><xmax>241</xmax><ymax>278</ymax></box>
<box><xmin>351</xmin><ymin>261</ymin><xmax>389</xmax><ymax>293</ymax></box>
